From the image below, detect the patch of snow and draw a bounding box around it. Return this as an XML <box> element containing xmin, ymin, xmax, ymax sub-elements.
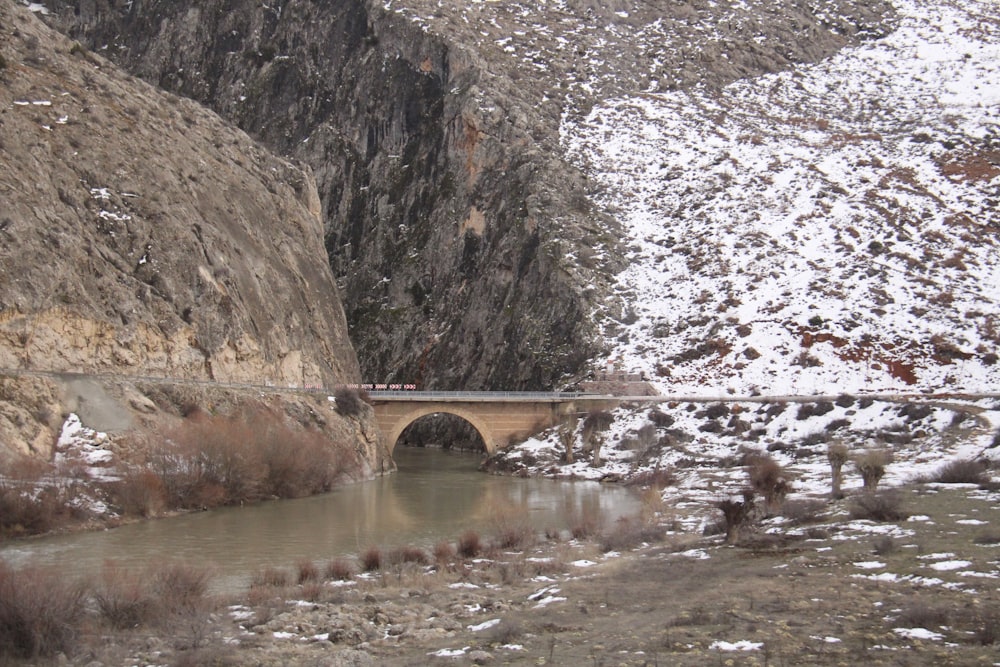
<box><xmin>710</xmin><ymin>640</ymin><xmax>764</xmax><ymax>651</ymax></box>
<box><xmin>428</xmin><ymin>647</ymin><xmax>469</xmax><ymax>657</ymax></box>
<box><xmin>894</xmin><ymin>627</ymin><xmax>944</xmax><ymax>641</ymax></box>
<box><xmin>854</xmin><ymin>561</ymin><xmax>886</xmax><ymax>570</ymax></box>
<box><xmin>468</xmin><ymin>619</ymin><xmax>501</xmax><ymax>632</ymax></box>
<box><xmin>927</xmin><ymin>560</ymin><xmax>973</xmax><ymax>571</ymax></box>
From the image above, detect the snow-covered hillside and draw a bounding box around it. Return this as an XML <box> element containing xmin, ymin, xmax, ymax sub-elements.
<box><xmin>563</xmin><ymin>0</ymin><xmax>999</xmax><ymax>395</ymax></box>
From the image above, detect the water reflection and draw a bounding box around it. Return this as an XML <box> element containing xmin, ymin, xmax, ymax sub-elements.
<box><xmin>0</xmin><ymin>447</ymin><xmax>640</xmax><ymax>590</ymax></box>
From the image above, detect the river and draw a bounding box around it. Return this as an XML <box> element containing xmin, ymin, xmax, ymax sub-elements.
<box><xmin>0</xmin><ymin>447</ymin><xmax>642</xmax><ymax>591</ymax></box>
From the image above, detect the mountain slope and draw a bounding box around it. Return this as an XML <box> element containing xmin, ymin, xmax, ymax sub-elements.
<box><xmin>38</xmin><ymin>0</ymin><xmax>892</xmax><ymax>390</ymax></box>
<box><xmin>563</xmin><ymin>0</ymin><xmax>999</xmax><ymax>395</ymax></box>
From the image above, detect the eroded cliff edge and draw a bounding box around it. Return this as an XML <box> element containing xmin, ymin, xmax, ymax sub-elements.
<box><xmin>41</xmin><ymin>0</ymin><xmax>893</xmax><ymax>390</ymax></box>
<box><xmin>0</xmin><ymin>0</ymin><xmax>388</xmax><ymax>474</ymax></box>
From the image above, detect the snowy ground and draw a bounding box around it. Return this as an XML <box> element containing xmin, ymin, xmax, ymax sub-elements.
<box><xmin>562</xmin><ymin>0</ymin><xmax>1000</xmax><ymax>396</ymax></box>
<box><xmin>495</xmin><ymin>396</ymin><xmax>1000</xmax><ymax>534</ymax></box>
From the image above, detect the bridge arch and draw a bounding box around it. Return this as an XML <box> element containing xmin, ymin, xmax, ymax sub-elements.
<box><xmin>383</xmin><ymin>405</ymin><xmax>497</xmax><ymax>454</ymax></box>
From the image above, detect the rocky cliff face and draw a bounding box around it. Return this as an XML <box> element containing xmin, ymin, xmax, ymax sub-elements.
<box><xmin>0</xmin><ymin>0</ymin><xmax>387</xmax><ymax>471</ymax></box>
<box><xmin>40</xmin><ymin>0</ymin><xmax>891</xmax><ymax>390</ymax></box>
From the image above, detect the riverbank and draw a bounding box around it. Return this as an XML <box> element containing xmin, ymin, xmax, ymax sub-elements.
<box><xmin>5</xmin><ymin>474</ymin><xmax>996</xmax><ymax>666</ymax></box>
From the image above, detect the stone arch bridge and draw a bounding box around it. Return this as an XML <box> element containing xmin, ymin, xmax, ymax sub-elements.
<box><xmin>368</xmin><ymin>391</ymin><xmax>611</xmax><ymax>455</ymax></box>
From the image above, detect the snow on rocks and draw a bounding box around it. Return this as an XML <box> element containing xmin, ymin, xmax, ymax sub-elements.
<box><xmin>561</xmin><ymin>0</ymin><xmax>1000</xmax><ymax>396</ymax></box>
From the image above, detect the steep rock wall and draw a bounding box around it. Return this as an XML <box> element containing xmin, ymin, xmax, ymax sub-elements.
<box><xmin>0</xmin><ymin>0</ymin><xmax>388</xmax><ymax>471</ymax></box>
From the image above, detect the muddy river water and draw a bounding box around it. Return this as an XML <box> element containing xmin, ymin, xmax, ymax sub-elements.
<box><xmin>0</xmin><ymin>447</ymin><xmax>641</xmax><ymax>591</ymax></box>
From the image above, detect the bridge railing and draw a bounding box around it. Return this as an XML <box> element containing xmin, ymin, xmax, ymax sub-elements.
<box><xmin>366</xmin><ymin>390</ymin><xmax>597</xmax><ymax>401</ymax></box>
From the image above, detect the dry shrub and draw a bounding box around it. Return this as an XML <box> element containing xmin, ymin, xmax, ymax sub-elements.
<box><xmin>251</xmin><ymin>567</ymin><xmax>290</xmax><ymax>589</ymax></box>
<box><xmin>387</xmin><ymin>546</ymin><xmax>429</xmax><ymax>567</ymax></box>
<box><xmin>92</xmin><ymin>560</ymin><xmax>212</xmax><ymax>630</ymax></box>
<box><xmin>932</xmin><ymin>458</ymin><xmax>988</xmax><ymax>485</ymax></box>
<box><xmin>780</xmin><ymin>498</ymin><xmax>827</xmax><ymax>525</ymax></box>
<box><xmin>296</xmin><ymin>560</ymin><xmax>320</xmax><ymax>584</ymax></box>
<box><xmin>747</xmin><ymin>454</ymin><xmax>792</xmax><ymax>510</ymax></box>
<box><xmin>854</xmin><ymin>448</ymin><xmax>893</xmax><ymax>490</ymax></box>
<box><xmin>333</xmin><ymin>386</ymin><xmax>369</xmax><ymax>417</ymax></box>
<box><xmin>0</xmin><ymin>457</ymin><xmax>87</xmax><ymax>538</ymax></box>
<box><xmin>360</xmin><ymin>546</ymin><xmax>382</xmax><ymax>572</ymax></box>
<box><xmin>599</xmin><ymin>516</ymin><xmax>665</xmax><ymax>552</ymax></box>
<box><xmin>872</xmin><ymin>535</ymin><xmax>898</xmax><ymax>556</ymax></box>
<box><xmin>433</xmin><ymin>541</ymin><xmax>455</xmax><ymax>565</ymax></box>
<box><xmin>896</xmin><ymin>603</ymin><xmax>950</xmax><ymax>628</ymax></box>
<box><xmin>457</xmin><ymin>530</ymin><xmax>481</xmax><ymax>559</ymax></box>
<box><xmin>568</xmin><ymin>506</ymin><xmax>604</xmax><ymax>540</ymax></box>
<box><xmin>626</xmin><ymin>466</ymin><xmax>676</xmax><ymax>489</ymax></box>
<box><xmin>490</xmin><ymin>505</ymin><xmax>535</xmax><ymax>550</ymax></box>
<box><xmin>849</xmin><ymin>490</ymin><xmax>908</xmax><ymax>521</ymax></box>
<box><xmin>93</xmin><ymin>562</ymin><xmax>154</xmax><ymax>629</ymax></box>
<box><xmin>112</xmin><ymin>468</ymin><xmax>166</xmax><ymax>517</ymax></box>
<box><xmin>324</xmin><ymin>558</ymin><xmax>354</xmax><ymax>581</ymax></box>
<box><xmin>0</xmin><ymin>562</ymin><xmax>86</xmax><ymax>660</ymax></box>
<box><xmin>489</xmin><ymin>618</ymin><xmax>522</xmax><ymax>644</ymax></box>
<box><xmin>139</xmin><ymin>410</ymin><xmax>351</xmax><ymax>511</ymax></box>
<box><xmin>152</xmin><ymin>562</ymin><xmax>212</xmax><ymax>618</ymax></box>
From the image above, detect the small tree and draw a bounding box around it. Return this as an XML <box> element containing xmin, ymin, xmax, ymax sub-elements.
<box><xmin>855</xmin><ymin>448</ymin><xmax>893</xmax><ymax>491</ymax></box>
<box><xmin>582</xmin><ymin>410</ymin><xmax>614</xmax><ymax>467</ymax></box>
<box><xmin>717</xmin><ymin>489</ymin><xmax>756</xmax><ymax>544</ymax></box>
<box><xmin>827</xmin><ymin>441</ymin><xmax>849</xmax><ymax>499</ymax></box>
<box><xmin>747</xmin><ymin>453</ymin><xmax>792</xmax><ymax>511</ymax></box>
<box><xmin>558</xmin><ymin>415</ymin><xmax>579</xmax><ymax>464</ymax></box>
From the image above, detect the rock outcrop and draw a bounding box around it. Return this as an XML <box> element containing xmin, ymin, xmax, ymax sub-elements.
<box><xmin>0</xmin><ymin>0</ymin><xmax>388</xmax><ymax>472</ymax></box>
<box><xmin>37</xmin><ymin>0</ymin><xmax>892</xmax><ymax>392</ymax></box>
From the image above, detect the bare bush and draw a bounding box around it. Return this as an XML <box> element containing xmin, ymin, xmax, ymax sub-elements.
<box><xmin>0</xmin><ymin>457</ymin><xmax>87</xmax><ymax>538</ymax></box>
<box><xmin>626</xmin><ymin>466</ymin><xmax>676</xmax><ymax>489</ymax></box>
<box><xmin>599</xmin><ymin>516</ymin><xmax>665</xmax><ymax>552</ymax></box>
<box><xmin>780</xmin><ymin>498</ymin><xmax>827</xmax><ymax>525</ymax></box>
<box><xmin>849</xmin><ymin>490</ymin><xmax>908</xmax><ymax>521</ymax></box>
<box><xmin>333</xmin><ymin>386</ymin><xmax>369</xmax><ymax>417</ymax></box>
<box><xmin>251</xmin><ymin>567</ymin><xmax>291</xmax><ymax>589</ymax></box>
<box><xmin>747</xmin><ymin>454</ymin><xmax>792</xmax><ymax>510</ymax></box>
<box><xmin>112</xmin><ymin>468</ymin><xmax>166</xmax><ymax>517</ymax></box>
<box><xmin>93</xmin><ymin>562</ymin><xmax>154</xmax><ymax>629</ymax></box>
<box><xmin>490</xmin><ymin>506</ymin><xmax>535</xmax><ymax>550</ymax></box>
<box><xmin>386</xmin><ymin>546</ymin><xmax>429</xmax><ymax>567</ymax></box>
<box><xmin>433</xmin><ymin>541</ymin><xmax>455</xmax><ymax>565</ymax></box>
<box><xmin>931</xmin><ymin>459</ymin><xmax>988</xmax><ymax>485</ymax></box>
<box><xmin>136</xmin><ymin>410</ymin><xmax>351</xmax><ymax>512</ymax></box>
<box><xmin>457</xmin><ymin>530</ymin><xmax>481</xmax><ymax>559</ymax></box>
<box><xmin>324</xmin><ymin>558</ymin><xmax>354</xmax><ymax>581</ymax></box>
<box><xmin>359</xmin><ymin>546</ymin><xmax>382</xmax><ymax>572</ymax></box>
<box><xmin>569</xmin><ymin>506</ymin><xmax>604</xmax><ymax>540</ymax></box>
<box><xmin>854</xmin><ymin>448</ymin><xmax>893</xmax><ymax>490</ymax></box>
<box><xmin>0</xmin><ymin>562</ymin><xmax>86</xmax><ymax>660</ymax></box>
<box><xmin>296</xmin><ymin>560</ymin><xmax>320</xmax><ymax>584</ymax></box>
